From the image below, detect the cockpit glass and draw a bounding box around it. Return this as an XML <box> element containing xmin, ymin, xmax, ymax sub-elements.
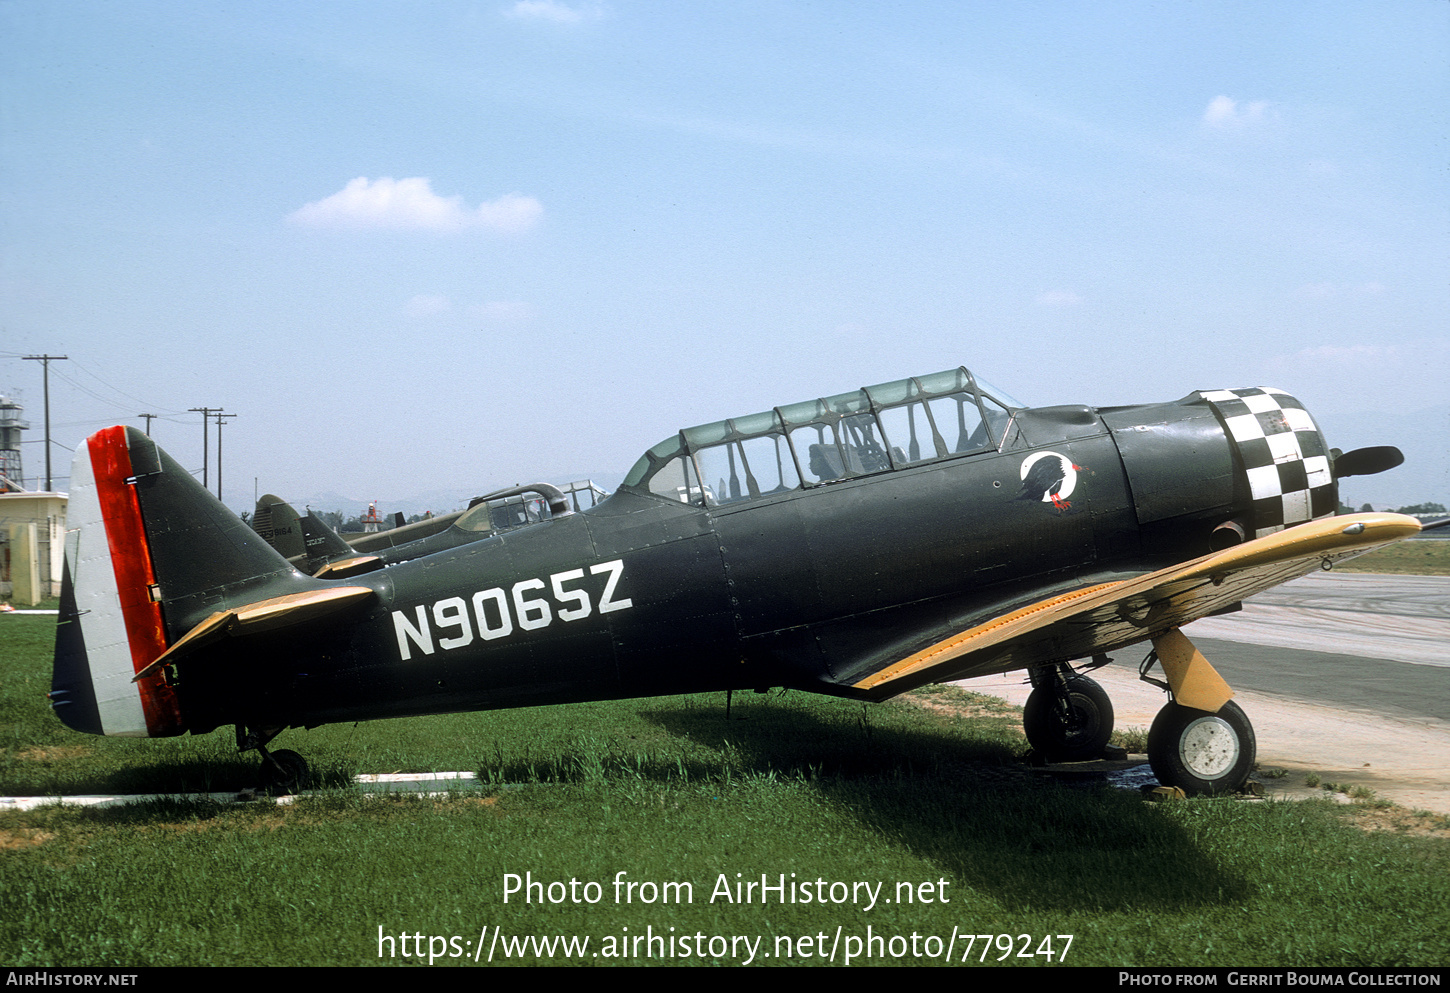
<box><xmin>877</xmin><ymin>394</ymin><xmax>991</xmax><ymax>465</ymax></box>
<box><xmin>913</xmin><ymin>368</ymin><xmax>974</xmax><ymax>396</ymax></box>
<box><xmin>625</xmin><ymin>366</ymin><xmax>1025</xmax><ymax>500</ymax></box>
<box><xmin>456</xmin><ymin>502</ymin><xmax>494</xmax><ymax>532</ymax></box>
<box><xmin>972</xmin><ymin>376</ymin><xmax>1025</xmax><ymax>410</ymax></box>
<box><xmin>696</xmin><ymin>433</ymin><xmax>799</xmax><ymax>505</ymax></box>
<box><xmin>623</xmin><ymin>434</ymin><xmax>685</xmax><ymax>488</ymax></box>
<box><xmin>776</xmin><ymin>388</ymin><xmax>871</xmax><ymax>428</ymax></box>
<box><xmin>980</xmin><ymin>394</ymin><xmax>1013</xmax><ymax>446</ymax></box>
<box><xmin>646</xmin><ymin>454</ymin><xmax>704</xmax><ymax>505</ymax></box>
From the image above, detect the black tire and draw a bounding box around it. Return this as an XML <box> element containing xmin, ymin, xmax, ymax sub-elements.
<box><xmin>261</xmin><ymin>749</ymin><xmax>309</xmax><ymax>795</ymax></box>
<box><xmin>1023</xmin><ymin>674</ymin><xmax>1114</xmax><ymax>761</ymax></box>
<box><xmin>1148</xmin><ymin>700</ymin><xmax>1255</xmax><ymax>796</ymax></box>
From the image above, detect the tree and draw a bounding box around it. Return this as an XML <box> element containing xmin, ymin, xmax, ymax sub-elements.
<box><xmin>1394</xmin><ymin>502</ymin><xmax>1447</xmax><ymax>515</ymax></box>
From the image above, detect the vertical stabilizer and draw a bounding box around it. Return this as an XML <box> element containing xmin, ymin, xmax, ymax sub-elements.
<box><xmin>51</xmin><ymin>427</ymin><xmax>309</xmax><ymax>737</ymax></box>
<box><xmin>252</xmin><ymin>494</ymin><xmax>307</xmax><ymax>560</ymax></box>
<box><xmin>51</xmin><ymin>426</ymin><xmax>181</xmax><ymax>736</ymax></box>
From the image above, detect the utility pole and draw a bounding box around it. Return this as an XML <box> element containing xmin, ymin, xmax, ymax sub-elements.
<box><xmin>188</xmin><ymin>407</ymin><xmax>221</xmax><ymax>487</ymax></box>
<box><xmin>213</xmin><ymin>411</ymin><xmax>236</xmax><ymax>501</ymax></box>
<box><xmin>23</xmin><ymin>354</ymin><xmax>67</xmax><ymax>491</ymax></box>
<box><xmin>137</xmin><ymin>413</ymin><xmax>157</xmax><ymax>436</ymax></box>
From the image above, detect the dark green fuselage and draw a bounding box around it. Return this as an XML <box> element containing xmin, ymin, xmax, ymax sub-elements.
<box><xmin>173</xmin><ymin>391</ymin><xmax>1274</xmax><ymax>736</ymax></box>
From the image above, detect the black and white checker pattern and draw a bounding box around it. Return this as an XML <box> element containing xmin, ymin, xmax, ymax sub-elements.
<box><xmin>1199</xmin><ymin>388</ymin><xmax>1336</xmax><ymax>538</ymax></box>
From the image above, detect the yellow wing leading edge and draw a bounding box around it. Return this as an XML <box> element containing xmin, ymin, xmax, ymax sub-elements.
<box><xmin>852</xmin><ymin>512</ymin><xmax>1421</xmax><ymax>700</ymax></box>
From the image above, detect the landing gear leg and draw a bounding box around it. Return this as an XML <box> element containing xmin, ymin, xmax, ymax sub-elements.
<box><xmin>237</xmin><ymin>724</ymin><xmax>311</xmax><ymax>795</ymax></box>
<box><xmin>258</xmin><ymin>749</ymin><xmax>310</xmax><ymax>795</ymax></box>
<box><xmin>1023</xmin><ymin>663</ymin><xmax>1114</xmax><ymax>761</ymax></box>
<box><xmin>1140</xmin><ymin>630</ymin><xmax>1256</xmax><ymax>796</ymax></box>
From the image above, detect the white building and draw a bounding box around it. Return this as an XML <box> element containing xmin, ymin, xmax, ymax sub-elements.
<box><xmin>1</xmin><ymin>490</ymin><xmax>66</xmax><ymax>604</ymax></box>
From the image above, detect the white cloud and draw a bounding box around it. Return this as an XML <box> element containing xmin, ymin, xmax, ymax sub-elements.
<box><xmin>469</xmin><ymin>300</ymin><xmax>533</xmax><ymax>323</ymax></box>
<box><xmin>472</xmin><ymin>194</ymin><xmax>545</xmax><ymax>233</ymax></box>
<box><xmin>505</xmin><ymin>1</ymin><xmax>604</xmax><ymax>24</ymax></box>
<box><xmin>1202</xmin><ymin>95</ymin><xmax>1273</xmax><ymax>129</ymax></box>
<box><xmin>403</xmin><ymin>294</ymin><xmax>451</xmax><ymax>318</ymax></box>
<box><xmin>1035</xmin><ymin>290</ymin><xmax>1083</xmax><ymax>307</ymax></box>
<box><xmin>289</xmin><ymin>178</ymin><xmax>542</xmax><ymax>233</ymax></box>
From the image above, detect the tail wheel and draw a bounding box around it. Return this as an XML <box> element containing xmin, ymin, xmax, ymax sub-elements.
<box><xmin>1023</xmin><ymin>674</ymin><xmax>1114</xmax><ymax>761</ymax></box>
<box><xmin>260</xmin><ymin>748</ymin><xmax>310</xmax><ymax>795</ymax></box>
<box><xmin>1148</xmin><ymin>700</ymin><xmax>1255</xmax><ymax>796</ymax></box>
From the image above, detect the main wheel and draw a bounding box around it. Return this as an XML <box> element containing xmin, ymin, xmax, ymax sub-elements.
<box><xmin>1148</xmin><ymin>700</ymin><xmax>1255</xmax><ymax>796</ymax></box>
<box><xmin>260</xmin><ymin>749</ymin><xmax>310</xmax><ymax>795</ymax></box>
<box><xmin>1023</xmin><ymin>674</ymin><xmax>1114</xmax><ymax>761</ymax></box>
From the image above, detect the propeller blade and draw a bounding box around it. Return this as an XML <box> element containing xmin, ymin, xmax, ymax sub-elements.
<box><xmin>1332</xmin><ymin>446</ymin><xmax>1404</xmax><ymax>478</ymax></box>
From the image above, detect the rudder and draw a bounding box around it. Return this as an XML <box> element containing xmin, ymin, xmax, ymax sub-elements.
<box><xmin>51</xmin><ymin>426</ymin><xmax>308</xmax><ymax>737</ymax></box>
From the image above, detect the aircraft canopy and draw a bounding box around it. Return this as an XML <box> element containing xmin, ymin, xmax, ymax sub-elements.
<box><xmin>623</xmin><ymin>366</ymin><xmax>1019</xmax><ymax>507</ymax></box>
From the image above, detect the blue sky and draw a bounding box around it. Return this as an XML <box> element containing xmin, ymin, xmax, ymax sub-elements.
<box><xmin>2</xmin><ymin>1</ymin><xmax>1446</xmax><ymax>509</ymax></box>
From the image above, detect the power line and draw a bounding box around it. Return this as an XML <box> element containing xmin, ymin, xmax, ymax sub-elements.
<box><xmin>49</xmin><ymin>366</ymin><xmax>139</xmax><ymax>413</ymax></box>
<box><xmin>188</xmin><ymin>407</ymin><xmax>223</xmax><ymax>489</ymax></box>
<box><xmin>213</xmin><ymin>411</ymin><xmax>236</xmax><ymax>500</ymax></box>
<box><xmin>68</xmin><ymin>357</ymin><xmax>186</xmax><ymax>414</ymax></box>
<box><xmin>22</xmin><ymin>354</ymin><xmax>67</xmax><ymax>490</ymax></box>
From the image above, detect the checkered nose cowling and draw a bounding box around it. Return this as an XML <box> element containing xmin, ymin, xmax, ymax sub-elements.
<box><xmin>1198</xmin><ymin>388</ymin><xmax>1337</xmax><ymax>539</ymax></box>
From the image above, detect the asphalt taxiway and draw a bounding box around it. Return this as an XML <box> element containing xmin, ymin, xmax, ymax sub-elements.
<box><xmin>964</xmin><ymin>572</ymin><xmax>1450</xmax><ymax>813</ymax></box>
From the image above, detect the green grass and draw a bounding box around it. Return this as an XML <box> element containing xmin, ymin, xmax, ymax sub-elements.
<box><xmin>3</xmin><ymin>612</ymin><xmax>1448</xmax><ymax>968</ymax></box>
<box><xmin>1110</xmin><ymin>726</ymin><xmax>1148</xmax><ymax>753</ymax></box>
<box><xmin>1338</xmin><ymin>539</ymin><xmax>1450</xmax><ymax>575</ymax></box>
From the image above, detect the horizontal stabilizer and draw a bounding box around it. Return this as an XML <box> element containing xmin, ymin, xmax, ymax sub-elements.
<box><xmin>133</xmin><ymin>586</ymin><xmax>376</xmax><ymax>681</ymax></box>
<box><xmin>312</xmin><ymin>555</ymin><xmax>383</xmax><ymax>579</ymax></box>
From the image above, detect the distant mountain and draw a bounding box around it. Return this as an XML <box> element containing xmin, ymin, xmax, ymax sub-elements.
<box><xmin>295</xmin><ymin>490</ymin><xmax>478</xmax><ymax>520</ymax></box>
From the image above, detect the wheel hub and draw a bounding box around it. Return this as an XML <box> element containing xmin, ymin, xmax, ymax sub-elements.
<box><xmin>1059</xmin><ymin>701</ymin><xmax>1095</xmax><ymax>741</ymax></box>
<box><xmin>1178</xmin><ymin>716</ymin><xmax>1238</xmax><ymax>779</ymax></box>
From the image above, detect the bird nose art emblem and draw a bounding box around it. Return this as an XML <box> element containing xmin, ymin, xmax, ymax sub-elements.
<box><xmin>1018</xmin><ymin>451</ymin><xmax>1079</xmax><ymax>511</ymax></box>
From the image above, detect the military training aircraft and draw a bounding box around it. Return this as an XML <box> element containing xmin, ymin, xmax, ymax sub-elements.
<box><xmin>252</xmin><ymin>482</ymin><xmax>607</xmax><ymax>578</ymax></box>
<box><xmin>50</xmin><ymin>366</ymin><xmax>1419</xmax><ymax>796</ymax></box>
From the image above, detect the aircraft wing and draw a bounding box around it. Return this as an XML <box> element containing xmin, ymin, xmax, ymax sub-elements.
<box><xmin>851</xmin><ymin>512</ymin><xmax>1421</xmax><ymax>700</ymax></box>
